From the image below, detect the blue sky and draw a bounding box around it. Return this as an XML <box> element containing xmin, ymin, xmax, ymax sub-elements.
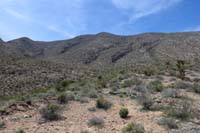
<box><xmin>0</xmin><ymin>0</ymin><xmax>200</xmax><ymax>41</ymax></box>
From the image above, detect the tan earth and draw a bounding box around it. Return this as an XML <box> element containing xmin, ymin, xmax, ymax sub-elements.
<box><xmin>0</xmin><ymin>96</ymin><xmax>166</xmax><ymax>133</ymax></box>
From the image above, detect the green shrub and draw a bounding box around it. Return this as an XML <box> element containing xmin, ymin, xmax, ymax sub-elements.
<box><xmin>39</xmin><ymin>103</ymin><xmax>61</xmax><ymax>121</ymax></box>
<box><xmin>167</xmin><ymin>101</ymin><xmax>193</xmax><ymax>121</ymax></box>
<box><xmin>121</xmin><ymin>79</ymin><xmax>142</xmax><ymax>88</ymax></box>
<box><xmin>192</xmin><ymin>83</ymin><xmax>200</xmax><ymax>94</ymax></box>
<box><xmin>16</xmin><ymin>129</ymin><xmax>25</xmax><ymax>133</ymax></box>
<box><xmin>61</xmin><ymin>80</ymin><xmax>74</xmax><ymax>87</ymax></box>
<box><xmin>161</xmin><ymin>88</ymin><xmax>179</xmax><ymax>98</ymax></box>
<box><xmin>176</xmin><ymin>60</ymin><xmax>186</xmax><ymax>80</ymax></box>
<box><xmin>88</xmin><ymin>117</ymin><xmax>104</xmax><ymax>128</ymax></box>
<box><xmin>55</xmin><ymin>84</ymin><xmax>65</xmax><ymax>92</ymax></box>
<box><xmin>148</xmin><ymin>80</ymin><xmax>164</xmax><ymax>92</ymax></box>
<box><xmin>96</xmin><ymin>97</ymin><xmax>112</xmax><ymax>110</ymax></box>
<box><xmin>119</xmin><ymin>108</ymin><xmax>129</xmax><ymax>118</ymax></box>
<box><xmin>57</xmin><ymin>93</ymin><xmax>68</xmax><ymax>104</ymax></box>
<box><xmin>0</xmin><ymin>121</ymin><xmax>5</xmax><ymax>129</ymax></box>
<box><xmin>122</xmin><ymin>122</ymin><xmax>145</xmax><ymax>133</ymax></box>
<box><xmin>159</xmin><ymin>117</ymin><xmax>178</xmax><ymax>129</ymax></box>
<box><xmin>143</xmin><ymin>68</ymin><xmax>155</xmax><ymax>76</ymax></box>
<box><xmin>88</xmin><ymin>90</ymin><xmax>98</xmax><ymax>98</ymax></box>
<box><xmin>138</xmin><ymin>93</ymin><xmax>154</xmax><ymax>110</ymax></box>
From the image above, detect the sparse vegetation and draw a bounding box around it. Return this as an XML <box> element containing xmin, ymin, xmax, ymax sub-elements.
<box><xmin>176</xmin><ymin>60</ymin><xmax>186</xmax><ymax>80</ymax></box>
<box><xmin>88</xmin><ymin>117</ymin><xmax>104</xmax><ymax>128</ymax></box>
<box><xmin>39</xmin><ymin>103</ymin><xmax>61</xmax><ymax>121</ymax></box>
<box><xmin>148</xmin><ymin>80</ymin><xmax>164</xmax><ymax>92</ymax></box>
<box><xmin>57</xmin><ymin>93</ymin><xmax>69</xmax><ymax>104</ymax></box>
<box><xmin>159</xmin><ymin>117</ymin><xmax>178</xmax><ymax>129</ymax></box>
<box><xmin>138</xmin><ymin>93</ymin><xmax>154</xmax><ymax>110</ymax></box>
<box><xmin>162</xmin><ymin>88</ymin><xmax>179</xmax><ymax>98</ymax></box>
<box><xmin>16</xmin><ymin>129</ymin><xmax>25</xmax><ymax>133</ymax></box>
<box><xmin>0</xmin><ymin>121</ymin><xmax>5</xmax><ymax>129</ymax></box>
<box><xmin>119</xmin><ymin>108</ymin><xmax>129</xmax><ymax>118</ymax></box>
<box><xmin>122</xmin><ymin>122</ymin><xmax>145</xmax><ymax>133</ymax></box>
<box><xmin>121</xmin><ymin>78</ymin><xmax>142</xmax><ymax>88</ymax></box>
<box><xmin>166</xmin><ymin>101</ymin><xmax>193</xmax><ymax>121</ymax></box>
<box><xmin>192</xmin><ymin>83</ymin><xmax>200</xmax><ymax>94</ymax></box>
<box><xmin>96</xmin><ymin>97</ymin><xmax>112</xmax><ymax>110</ymax></box>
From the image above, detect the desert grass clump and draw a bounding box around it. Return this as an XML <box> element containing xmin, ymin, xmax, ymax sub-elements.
<box><xmin>0</xmin><ymin>121</ymin><xmax>5</xmax><ymax>129</ymax></box>
<box><xmin>88</xmin><ymin>117</ymin><xmax>104</xmax><ymax>128</ymax></box>
<box><xmin>166</xmin><ymin>101</ymin><xmax>193</xmax><ymax>121</ymax></box>
<box><xmin>39</xmin><ymin>103</ymin><xmax>61</xmax><ymax>121</ymax></box>
<box><xmin>159</xmin><ymin>117</ymin><xmax>178</xmax><ymax>129</ymax></box>
<box><xmin>122</xmin><ymin>122</ymin><xmax>145</xmax><ymax>133</ymax></box>
<box><xmin>119</xmin><ymin>108</ymin><xmax>129</xmax><ymax>118</ymax></box>
<box><xmin>192</xmin><ymin>83</ymin><xmax>200</xmax><ymax>94</ymax></box>
<box><xmin>148</xmin><ymin>80</ymin><xmax>164</xmax><ymax>92</ymax></box>
<box><xmin>96</xmin><ymin>97</ymin><xmax>112</xmax><ymax>110</ymax></box>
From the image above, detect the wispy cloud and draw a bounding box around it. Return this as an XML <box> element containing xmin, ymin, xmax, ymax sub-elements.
<box><xmin>0</xmin><ymin>0</ymin><xmax>85</xmax><ymax>40</ymax></box>
<box><xmin>112</xmin><ymin>0</ymin><xmax>182</xmax><ymax>21</ymax></box>
<box><xmin>184</xmin><ymin>25</ymin><xmax>200</xmax><ymax>32</ymax></box>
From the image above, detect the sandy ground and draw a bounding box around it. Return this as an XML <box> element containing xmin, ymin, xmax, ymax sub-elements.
<box><xmin>0</xmin><ymin>96</ymin><xmax>166</xmax><ymax>133</ymax></box>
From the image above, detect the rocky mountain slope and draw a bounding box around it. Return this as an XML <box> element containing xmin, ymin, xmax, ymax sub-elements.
<box><xmin>1</xmin><ymin>32</ymin><xmax>200</xmax><ymax>67</ymax></box>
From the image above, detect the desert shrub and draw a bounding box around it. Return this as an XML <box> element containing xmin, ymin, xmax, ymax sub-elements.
<box><xmin>96</xmin><ymin>97</ymin><xmax>112</xmax><ymax>110</ymax></box>
<box><xmin>148</xmin><ymin>80</ymin><xmax>164</xmax><ymax>92</ymax></box>
<box><xmin>176</xmin><ymin>60</ymin><xmax>186</xmax><ymax>80</ymax></box>
<box><xmin>16</xmin><ymin>129</ymin><xmax>25</xmax><ymax>133</ymax></box>
<box><xmin>88</xmin><ymin>107</ymin><xmax>96</xmax><ymax>112</ymax></box>
<box><xmin>88</xmin><ymin>117</ymin><xmax>104</xmax><ymax>128</ymax></box>
<box><xmin>88</xmin><ymin>90</ymin><xmax>98</xmax><ymax>98</ymax></box>
<box><xmin>0</xmin><ymin>108</ymin><xmax>9</xmax><ymax>115</ymax></box>
<box><xmin>61</xmin><ymin>80</ymin><xmax>74</xmax><ymax>87</ymax></box>
<box><xmin>122</xmin><ymin>122</ymin><xmax>145</xmax><ymax>133</ymax></box>
<box><xmin>143</xmin><ymin>68</ymin><xmax>155</xmax><ymax>76</ymax></box>
<box><xmin>121</xmin><ymin>79</ymin><xmax>142</xmax><ymax>88</ymax></box>
<box><xmin>119</xmin><ymin>108</ymin><xmax>129</xmax><ymax>118</ymax></box>
<box><xmin>80</xmin><ymin>130</ymin><xmax>90</xmax><ymax>133</ymax></box>
<box><xmin>161</xmin><ymin>88</ymin><xmax>179</xmax><ymax>98</ymax></box>
<box><xmin>0</xmin><ymin>121</ymin><xmax>5</xmax><ymax>129</ymax></box>
<box><xmin>138</xmin><ymin>93</ymin><xmax>154</xmax><ymax>110</ymax></box>
<box><xmin>167</xmin><ymin>101</ymin><xmax>193</xmax><ymax>121</ymax></box>
<box><xmin>57</xmin><ymin>93</ymin><xmax>68</xmax><ymax>104</ymax></box>
<box><xmin>192</xmin><ymin>83</ymin><xmax>200</xmax><ymax>94</ymax></box>
<box><xmin>174</xmin><ymin>81</ymin><xmax>192</xmax><ymax>89</ymax></box>
<box><xmin>134</xmin><ymin>85</ymin><xmax>148</xmax><ymax>93</ymax></box>
<box><xmin>159</xmin><ymin>117</ymin><xmax>178</xmax><ymax>129</ymax></box>
<box><xmin>39</xmin><ymin>103</ymin><xmax>61</xmax><ymax>121</ymax></box>
<box><xmin>55</xmin><ymin>84</ymin><xmax>65</xmax><ymax>92</ymax></box>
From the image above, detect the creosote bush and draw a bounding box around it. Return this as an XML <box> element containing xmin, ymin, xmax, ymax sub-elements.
<box><xmin>148</xmin><ymin>80</ymin><xmax>164</xmax><ymax>92</ymax></box>
<box><xmin>122</xmin><ymin>122</ymin><xmax>145</xmax><ymax>133</ymax></box>
<box><xmin>119</xmin><ymin>108</ymin><xmax>129</xmax><ymax>118</ymax></box>
<box><xmin>39</xmin><ymin>103</ymin><xmax>61</xmax><ymax>121</ymax></box>
<box><xmin>138</xmin><ymin>93</ymin><xmax>154</xmax><ymax>110</ymax></box>
<box><xmin>166</xmin><ymin>101</ymin><xmax>193</xmax><ymax>121</ymax></box>
<box><xmin>159</xmin><ymin>117</ymin><xmax>178</xmax><ymax>129</ymax></box>
<box><xmin>176</xmin><ymin>60</ymin><xmax>186</xmax><ymax>80</ymax></box>
<box><xmin>96</xmin><ymin>97</ymin><xmax>112</xmax><ymax>110</ymax></box>
<box><xmin>192</xmin><ymin>83</ymin><xmax>200</xmax><ymax>94</ymax></box>
<box><xmin>88</xmin><ymin>117</ymin><xmax>104</xmax><ymax>128</ymax></box>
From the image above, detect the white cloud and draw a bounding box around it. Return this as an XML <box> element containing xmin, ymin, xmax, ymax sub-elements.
<box><xmin>0</xmin><ymin>0</ymin><xmax>86</xmax><ymax>40</ymax></box>
<box><xmin>112</xmin><ymin>0</ymin><xmax>182</xmax><ymax>21</ymax></box>
<box><xmin>184</xmin><ymin>25</ymin><xmax>200</xmax><ymax>32</ymax></box>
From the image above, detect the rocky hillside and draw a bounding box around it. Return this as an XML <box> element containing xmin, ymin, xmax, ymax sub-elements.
<box><xmin>1</xmin><ymin>32</ymin><xmax>200</xmax><ymax>67</ymax></box>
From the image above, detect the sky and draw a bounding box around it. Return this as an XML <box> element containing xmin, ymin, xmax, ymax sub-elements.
<box><xmin>0</xmin><ymin>0</ymin><xmax>200</xmax><ymax>41</ymax></box>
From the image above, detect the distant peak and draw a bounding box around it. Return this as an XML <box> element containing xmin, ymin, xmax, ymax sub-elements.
<box><xmin>96</xmin><ymin>32</ymin><xmax>115</xmax><ymax>36</ymax></box>
<box><xmin>8</xmin><ymin>37</ymin><xmax>33</xmax><ymax>43</ymax></box>
<box><xmin>0</xmin><ymin>38</ymin><xmax>4</xmax><ymax>43</ymax></box>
